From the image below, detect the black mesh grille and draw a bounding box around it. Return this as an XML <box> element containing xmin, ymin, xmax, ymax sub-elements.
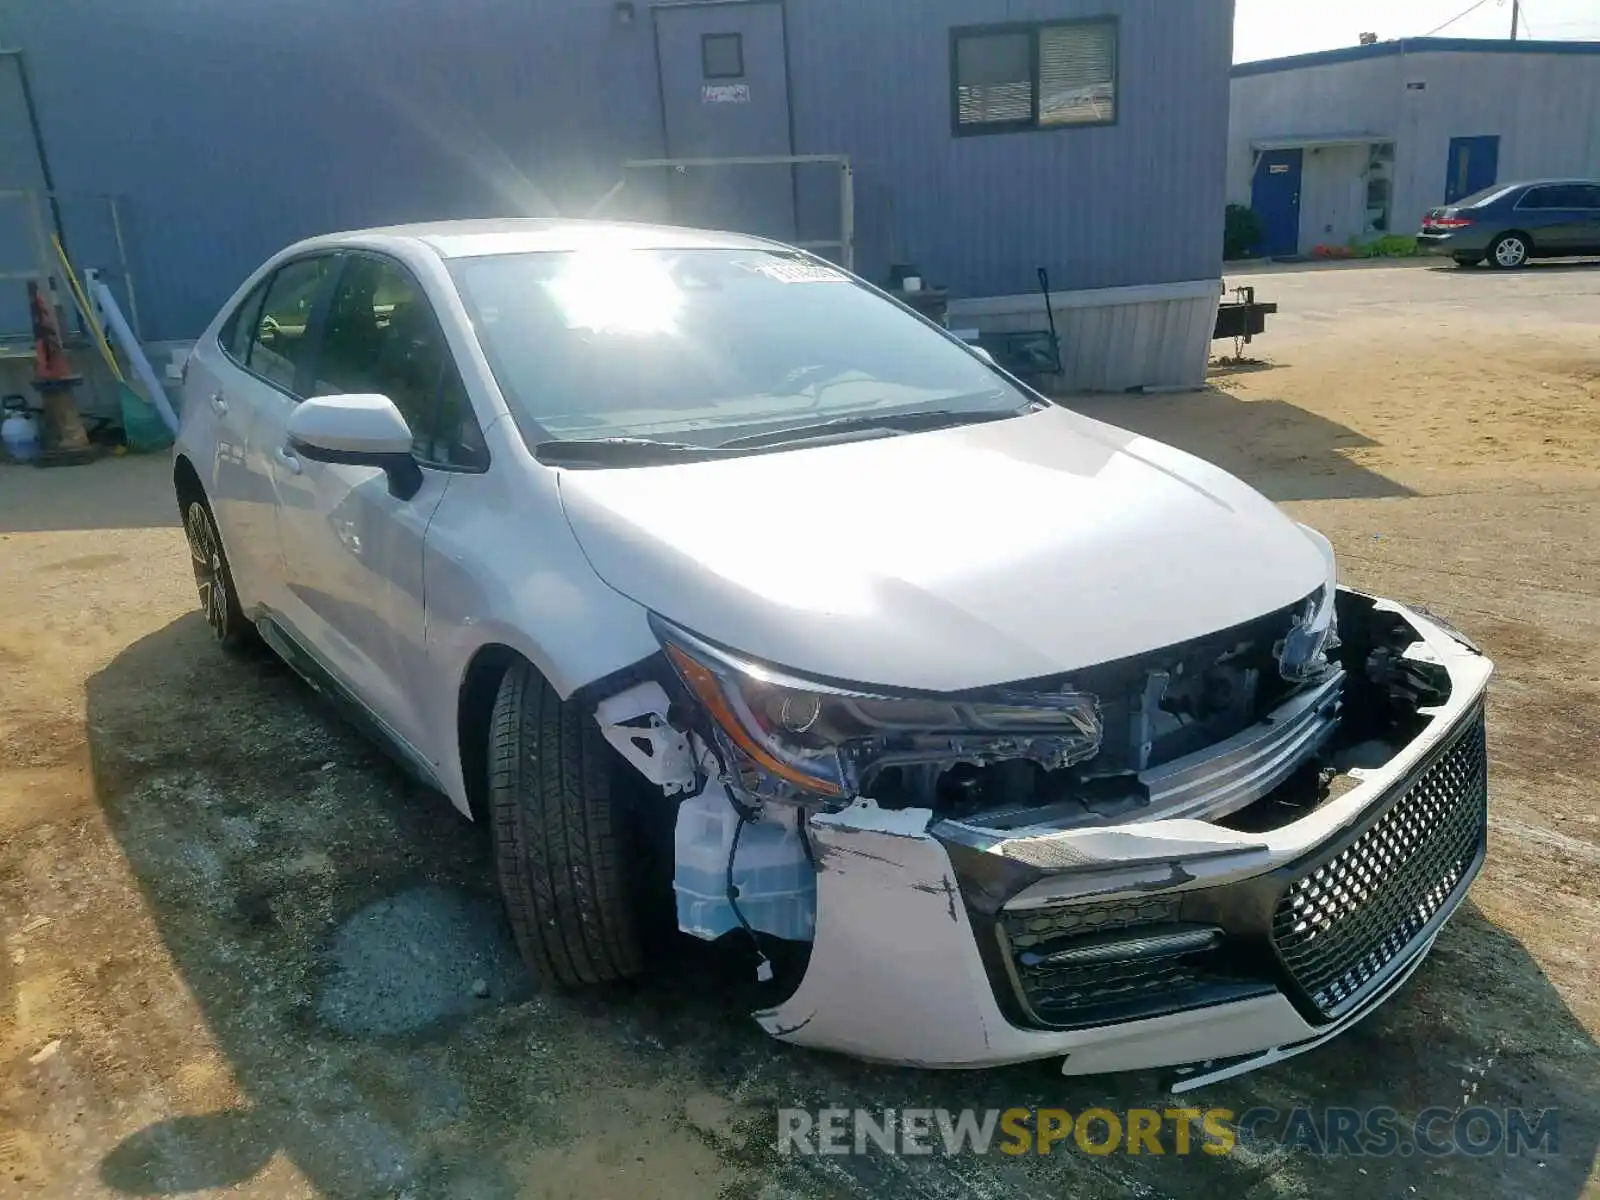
<box><xmin>1272</xmin><ymin>716</ymin><xmax>1487</xmax><ymax>1018</ymax></box>
<box><xmin>977</xmin><ymin>711</ymin><xmax>1489</xmax><ymax>1031</ymax></box>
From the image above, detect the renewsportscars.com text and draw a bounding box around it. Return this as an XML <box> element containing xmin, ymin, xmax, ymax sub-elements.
<box><xmin>777</xmin><ymin>1105</ymin><xmax>1560</xmax><ymax>1159</ymax></box>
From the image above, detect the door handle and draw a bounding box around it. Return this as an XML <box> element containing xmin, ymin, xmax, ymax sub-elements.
<box><xmin>209</xmin><ymin>391</ymin><xmax>227</xmax><ymax>415</ymax></box>
<box><xmin>275</xmin><ymin>446</ymin><xmax>302</xmax><ymax>475</ymax></box>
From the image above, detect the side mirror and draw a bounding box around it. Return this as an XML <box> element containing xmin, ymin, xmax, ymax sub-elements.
<box><xmin>287</xmin><ymin>394</ymin><xmax>423</xmax><ymax>500</ymax></box>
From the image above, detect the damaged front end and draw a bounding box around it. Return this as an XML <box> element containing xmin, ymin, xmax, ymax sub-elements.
<box><xmin>594</xmin><ymin>583</ymin><xmax>1490</xmax><ymax>1081</ymax></box>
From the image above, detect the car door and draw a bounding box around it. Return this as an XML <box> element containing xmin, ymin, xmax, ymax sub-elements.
<box><xmin>199</xmin><ymin>255</ymin><xmax>337</xmax><ymax>614</ymax></box>
<box><xmin>1516</xmin><ymin>184</ymin><xmax>1586</xmax><ymax>254</ymax></box>
<box><xmin>269</xmin><ymin>251</ymin><xmax>488</xmax><ymax>767</ymax></box>
<box><xmin>1572</xmin><ymin>184</ymin><xmax>1600</xmax><ymax>254</ymax></box>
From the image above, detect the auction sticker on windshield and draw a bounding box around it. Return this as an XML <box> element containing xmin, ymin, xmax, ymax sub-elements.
<box><xmin>739</xmin><ymin>258</ymin><xmax>849</xmax><ymax>284</ymax></box>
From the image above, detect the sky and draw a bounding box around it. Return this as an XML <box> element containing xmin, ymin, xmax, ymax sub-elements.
<box><xmin>1233</xmin><ymin>0</ymin><xmax>1600</xmax><ymax>62</ymax></box>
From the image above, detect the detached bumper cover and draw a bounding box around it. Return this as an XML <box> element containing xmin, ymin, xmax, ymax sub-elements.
<box><xmin>754</xmin><ymin>599</ymin><xmax>1492</xmax><ymax>1073</ymax></box>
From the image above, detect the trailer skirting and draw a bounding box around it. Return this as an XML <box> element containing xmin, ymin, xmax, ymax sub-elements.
<box><xmin>948</xmin><ymin>278</ymin><xmax>1221</xmax><ymax>393</ymax></box>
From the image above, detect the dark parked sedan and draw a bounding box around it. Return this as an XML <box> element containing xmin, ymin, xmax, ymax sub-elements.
<box><xmin>1418</xmin><ymin>180</ymin><xmax>1600</xmax><ymax>268</ymax></box>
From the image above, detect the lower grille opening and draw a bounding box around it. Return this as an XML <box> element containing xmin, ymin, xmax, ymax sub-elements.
<box><xmin>999</xmin><ymin>900</ymin><xmax>1270</xmax><ymax>1028</ymax></box>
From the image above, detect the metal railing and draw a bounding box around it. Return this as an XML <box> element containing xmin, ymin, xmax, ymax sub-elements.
<box><xmin>588</xmin><ymin>153</ymin><xmax>855</xmax><ymax>271</ymax></box>
<box><xmin>0</xmin><ymin>188</ymin><xmax>140</xmax><ymax>345</ymax></box>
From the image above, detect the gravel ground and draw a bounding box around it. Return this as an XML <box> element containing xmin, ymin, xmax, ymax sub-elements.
<box><xmin>1</xmin><ymin>260</ymin><xmax>1597</xmax><ymax>1199</ymax></box>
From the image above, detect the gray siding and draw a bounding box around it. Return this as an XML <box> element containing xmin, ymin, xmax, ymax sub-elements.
<box><xmin>787</xmin><ymin>0</ymin><xmax>1234</xmax><ymax>297</ymax></box>
<box><xmin>1393</xmin><ymin>50</ymin><xmax>1600</xmax><ymax>223</ymax></box>
<box><xmin>1227</xmin><ymin>57</ymin><xmax>1401</xmax><ymax>207</ymax></box>
<box><xmin>949</xmin><ymin>279</ymin><xmax>1221</xmax><ymax>390</ymax></box>
<box><xmin>5</xmin><ymin>0</ymin><xmax>1233</xmax><ymax>339</ymax></box>
<box><xmin>1229</xmin><ymin>45</ymin><xmax>1600</xmax><ymax>248</ymax></box>
<box><xmin>4</xmin><ymin>0</ymin><xmax>667</xmax><ymax>340</ymax></box>
<box><xmin>1294</xmin><ymin>144</ymin><xmax>1368</xmax><ymax>250</ymax></box>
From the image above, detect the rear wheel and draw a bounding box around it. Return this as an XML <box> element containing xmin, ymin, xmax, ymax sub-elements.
<box><xmin>488</xmin><ymin>660</ymin><xmax>645</xmax><ymax>985</ymax></box>
<box><xmin>182</xmin><ymin>498</ymin><xmax>252</xmax><ymax>649</ymax></box>
<box><xmin>1488</xmin><ymin>233</ymin><xmax>1529</xmax><ymax>269</ymax></box>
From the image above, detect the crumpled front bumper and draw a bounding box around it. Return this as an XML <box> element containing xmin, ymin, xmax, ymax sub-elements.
<box><xmin>754</xmin><ymin>597</ymin><xmax>1492</xmax><ymax>1081</ymax></box>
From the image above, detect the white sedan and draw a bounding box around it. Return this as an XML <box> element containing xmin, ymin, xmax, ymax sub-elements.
<box><xmin>174</xmin><ymin>219</ymin><xmax>1491</xmax><ymax>1084</ymax></box>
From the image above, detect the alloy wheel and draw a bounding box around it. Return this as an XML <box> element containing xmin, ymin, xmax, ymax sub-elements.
<box><xmin>1493</xmin><ymin>236</ymin><xmax>1527</xmax><ymax>268</ymax></box>
<box><xmin>184</xmin><ymin>503</ymin><xmax>231</xmax><ymax>640</ymax></box>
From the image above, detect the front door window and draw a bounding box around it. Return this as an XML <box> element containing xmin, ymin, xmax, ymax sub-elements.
<box><xmin>313</xmin><ymin>255</ymin><xmax>486</xmax><ymax>468</ymax></box>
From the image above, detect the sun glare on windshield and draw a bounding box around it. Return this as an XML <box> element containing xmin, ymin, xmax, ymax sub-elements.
<box><xmin>544</xmin><ymin>250</ymin><xmax>683</xmax><ymax>335</ymax></box>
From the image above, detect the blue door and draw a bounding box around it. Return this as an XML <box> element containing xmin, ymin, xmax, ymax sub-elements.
<box><xmin>1251</xmin><ymin>149</ymin><xmax>1302</xmax><ymax>257</ymax></box>
<box><xmin>654</xmin><ymin>1</ymin><xmax>795</xmax><ymax>241</ymax></box>
<box><xmin>1445</xmin><ymin>136</ymin><xmax>1499</xmax><ymax>204</ymax></box>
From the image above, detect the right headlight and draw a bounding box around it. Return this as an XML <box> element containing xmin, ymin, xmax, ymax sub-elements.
<box><xmin>1279</xmin><ymin>524</ymin><xmax>1341</xmax><ymax>682</ymax></box>
<box><xmin>651</xmin><ymin>615</ymin><xmax>1102</xmax><ymax>806</ymax></box>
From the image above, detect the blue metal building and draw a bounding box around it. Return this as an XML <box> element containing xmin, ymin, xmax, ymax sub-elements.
<box><xmin>3</xmin><ymin>0</ymin><xmax>1234</xmax><ymax>388</ymax></box>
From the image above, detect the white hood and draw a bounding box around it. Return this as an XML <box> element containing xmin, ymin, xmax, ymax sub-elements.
<box><xmin>558</xmin><ymin>406</ymin><xmax>1328</xmax><ymax>692</ymax></box>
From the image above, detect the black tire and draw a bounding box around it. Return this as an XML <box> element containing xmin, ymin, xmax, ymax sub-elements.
<box><xmin>1452</xmin><ymin>255</ymin><xmax>1483</xmax><ymax>268</ymax></box>
<box><xmin>488</xmin><ymin>660</ymin><xmax>644</xmax><ymax>985</ymax></box>
<box><xmin>1488</xmin><ymin>232</ymin><xmax>1530</xmax><ymax>269</ymax></box>
<box><xmin>181</xmin><ymin>498</ymin><xmax>252</xmax><ymax>650</ymax></box>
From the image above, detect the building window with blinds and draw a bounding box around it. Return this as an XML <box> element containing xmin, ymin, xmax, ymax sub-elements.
<box><xmin>951</xmin><ymin>18</ymin><xmax>1118</xmax><ymax>135</ymax></box>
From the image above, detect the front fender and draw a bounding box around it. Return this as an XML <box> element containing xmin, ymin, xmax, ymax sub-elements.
<box><xmin>421</xmin><ymin>430</ymin><xmax>660</xmax><ymax>813</ymax></box>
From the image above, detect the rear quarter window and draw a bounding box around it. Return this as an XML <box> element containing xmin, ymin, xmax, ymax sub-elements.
<box><xmin>1458</xmin><ymin>184</ymin><xmax>1519</xmax><ymax>209</ymax></box>
<box><xmin>219</xmin><ymin>280</ymin><xmax>269</xmax><ymax>363</ymax></box>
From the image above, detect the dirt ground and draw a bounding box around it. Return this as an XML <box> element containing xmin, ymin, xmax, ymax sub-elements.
<box><xmin>2</xmin><ymin>259</ymin><xmax>1597</xmax><ymax>1199</ymax></box>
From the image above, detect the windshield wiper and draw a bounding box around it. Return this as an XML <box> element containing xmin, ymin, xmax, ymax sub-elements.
<box><xmin>717</xmin><ymin>404</ymin><xmax>1032</xmax><ymax>449</ymax></box>
<box><xmin>533</xmin><ymin>437</ymin><xmax>743</xmax><ymax>467</ymax></box>
<box><xmin>535</xmin><ymin>403</ymin><xmax>1037</xmax><ymax>464</ymax></box>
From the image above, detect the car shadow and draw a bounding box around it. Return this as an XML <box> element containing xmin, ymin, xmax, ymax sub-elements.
<box><xmin>1426</xmin><ymin>259</ymin><xmax>1600</xmax><ymax>274</ymax></box>
<box><xmin>86</xmin><ymin>613</ymin><xmax>1597</xmax><ymax>1198</ymax></box>
<box><xmin>1063</xmin><ymin>385</ymin><xmax>1414</xmax><ymax>502</ymax></box>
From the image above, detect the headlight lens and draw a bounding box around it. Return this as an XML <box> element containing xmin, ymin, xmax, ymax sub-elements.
<box><xmin>1279</xmin><ymin>525</ymin><xmax>1340</xmax><ymax>681</ymax></box>
<box><xmin>660</xmin><ymin>631</ymin><xmax>851</xmax><ymax>798</ymax></box>
<box><xmin>653</xmin><ymin>616</ymin><xmax>1101</xmax><ymax>805</ymax></box>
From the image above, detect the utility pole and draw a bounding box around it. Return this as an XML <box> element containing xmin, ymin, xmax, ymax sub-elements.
<box><xmin>1511</xmin><ymin>0</ymin><xmax>1520</xmax><ymax>40</ymax></box>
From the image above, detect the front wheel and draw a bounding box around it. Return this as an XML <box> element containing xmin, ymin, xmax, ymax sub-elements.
<box><xmin>1489</xmin><ymin>233</ymin><xmax>1529</xmax><ymax>269</ymax></box>
<box><xmin>488</xmin><ymin>661</ymin><xmax>645</xmax><ymax>985</ymax></box>
<box><xmin>182</xmin><ymin>498</ymin><xmax>252</xmax><ymax>649</ymax></box>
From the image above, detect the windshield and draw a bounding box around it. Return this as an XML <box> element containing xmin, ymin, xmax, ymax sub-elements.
<box><xmin>449</xmin><ymin>247</ymin><xmax>1029</xmax><ymax>449</ymax></box>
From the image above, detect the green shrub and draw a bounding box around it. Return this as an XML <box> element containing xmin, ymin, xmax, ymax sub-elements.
<box><xmin>1224</xmin><ymin>204</ymin><xmax>1266</xmax><ymax>260</ymax></box>
<box><xmin>1354</xmin><ymin>234</ymin><xmax>1419</xmax><ymax>258</ymax></box>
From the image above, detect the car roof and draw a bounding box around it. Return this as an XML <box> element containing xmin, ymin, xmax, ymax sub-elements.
<box><xmin>303</xmin><ymin>218</ymin><xmax>784</xmax><ymax>260</ymax></box>
<box><xmin>1500</xmin><ymin>179</ymin><xmax>1600</xmax><ymax>191</ymax></box>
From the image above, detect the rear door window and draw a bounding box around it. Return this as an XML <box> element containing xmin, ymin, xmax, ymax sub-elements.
<box><xmin>1519</xmin><ymin>185</ymin><xmax>1583</xmax><ymax>210</ymax></box>
<box><xmin>247</xmin><ymin>256</ymin><xmax>335</xmax><ymax>394</ymax></box>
